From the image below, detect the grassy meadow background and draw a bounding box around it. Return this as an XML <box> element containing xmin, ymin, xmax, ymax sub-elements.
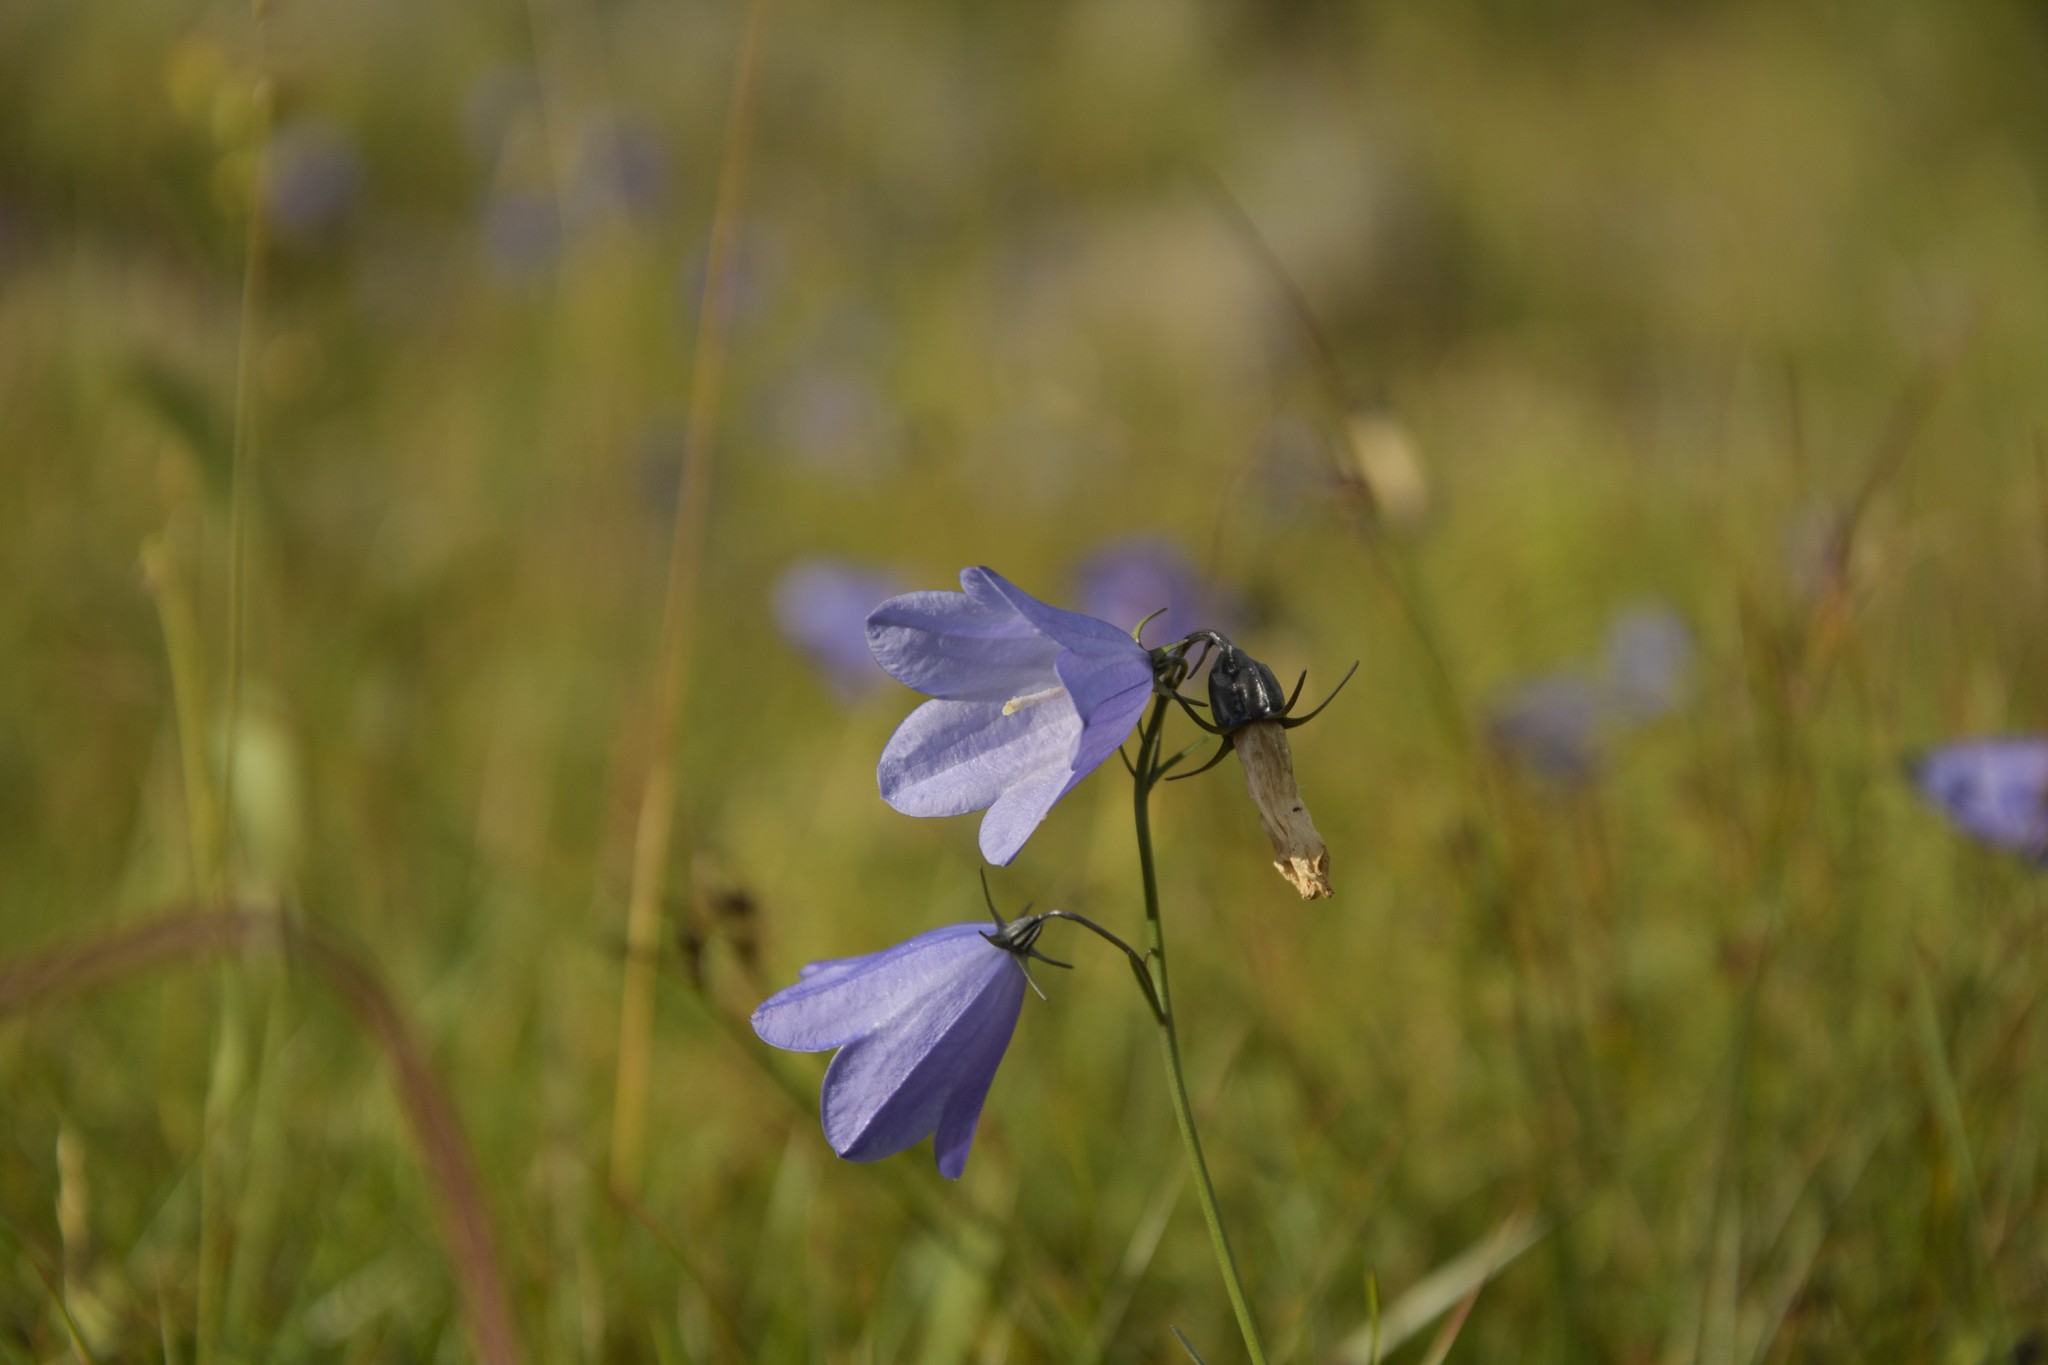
<box><xmin>7</xmin><ymin>0</ymin><xmax>2048</xmax><ymax>1359</ymax></box>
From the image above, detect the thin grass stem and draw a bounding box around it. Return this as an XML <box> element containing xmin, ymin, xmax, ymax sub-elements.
<box><xmin>221</xmin><ymin>0</ymin><xmax>274</xmax><ymax>905</ymax></box>
<box><xmin>206</xmin><ymin>18</ymin><xmax>276</xmax><ymax>1356</ymax></box>
<box><xmin>0</xmin><ymin>908</ymin><xmax>523</xmax><ymax>1365</ymax></box>
<box><xmin>609</xmin><ymin>0</ymin><xmax>767</xmax><ymax>1194</ymax></box>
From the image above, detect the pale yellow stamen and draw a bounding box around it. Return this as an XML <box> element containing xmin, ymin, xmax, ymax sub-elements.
<box><xmin>1001</xmin><ymin>685</ymin><xmax>1065</xmax><ymax>716</ymax></box>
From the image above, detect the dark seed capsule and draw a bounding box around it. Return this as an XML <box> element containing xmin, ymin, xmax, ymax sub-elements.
<box><xmin>1207</xmin><ymin>639</ymin><xmax>1289</xmax><ymax>731</ymax></box>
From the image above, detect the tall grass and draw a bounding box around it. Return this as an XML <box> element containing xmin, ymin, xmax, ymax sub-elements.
<box><xmin>5</xmin><ymin>1</ymin><xmax>2048</xmax><ymax>1359</ymax></box>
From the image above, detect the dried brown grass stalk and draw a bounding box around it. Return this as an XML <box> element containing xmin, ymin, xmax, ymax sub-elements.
<box><xmin>610</xmin><ymin>0</ymin><xmax>769</xmax><ymax>1195</ymax></box>
<box><xmin>0</xmin><ymin>908</ymin><xmax>521</xmax><ymax>1365</ymax></box>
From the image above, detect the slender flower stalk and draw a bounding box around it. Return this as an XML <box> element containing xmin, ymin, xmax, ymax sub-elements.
<box><xmin>1129</xmin><ymin>690</ymin><xmax>1270</xmax><ymax>1365</ymax></box>
<box><xmin>795</xmin><ymin>561</ymin><xmax>1340</xmax><ymax>1352</ymax></box>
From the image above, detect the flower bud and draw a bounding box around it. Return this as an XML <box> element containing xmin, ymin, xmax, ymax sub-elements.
<box><xmin>1231</xmin><ymin>719</ymin><xmax>1332</xmax><ymax>900</ymax></box>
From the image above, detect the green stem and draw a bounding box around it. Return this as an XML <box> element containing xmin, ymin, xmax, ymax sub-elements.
<box><xmin>1132</xmin><ymin>695</ymin><xmax>1269</xmax><ymax>1365</ymax></box>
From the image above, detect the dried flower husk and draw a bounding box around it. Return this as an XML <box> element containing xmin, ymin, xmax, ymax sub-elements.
<box><xmin>1233</xmin><ymin>720</ymin><xmax>1331</xmax><ymax>899</ymax></box>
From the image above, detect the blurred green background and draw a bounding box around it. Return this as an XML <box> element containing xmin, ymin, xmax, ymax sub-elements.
<box><xmin>8</xmin><ymin>0</ymin><xmax>2048</xmax><ymax>1359</ymax></box>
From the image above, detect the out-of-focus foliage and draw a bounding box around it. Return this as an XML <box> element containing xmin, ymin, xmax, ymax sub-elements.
<box><xmin>7</xmin><ymin>0</ymin><xmax>2048</xmax><ymax>1359</ymax></box>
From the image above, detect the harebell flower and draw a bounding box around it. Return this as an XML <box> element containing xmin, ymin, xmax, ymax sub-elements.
<box><xmin>868</xmin><ymin>566</ymin><xmax>1155</xmax><ymax>864</ymax></box>
<box><xmin>759</xmin><ymin>563</ymin><xmax>1353</xmax><ymax>1364</ymax></box>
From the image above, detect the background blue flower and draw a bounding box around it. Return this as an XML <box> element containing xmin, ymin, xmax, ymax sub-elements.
<box><xmin>1910</xmin><ymin>737</ymin><xmax>2048</xmax><ymax>862</ymax></box>
<box><xmin>1487</xmin><ymin>600</ymin><xmax>1695</xmax><ymax>783</ymax></box>
<box><xmin>1602</xmin><ymin>603</ymin><xmax>1694</xmax><ymax>721</ymax></box>
<box><xmin>1073</xmin><ymin>537</ymin><xmax>1245</xmax><ymax>644</ymax></box>
<box><xmin>1487</xmin><ymin>673</ymin><xmax>1609</xmax><ymax>784</ymax></box>
<box><xmin>772</xmin><ymin>558</ymin><xmax>904</xmax><ymax>702</ymax></box>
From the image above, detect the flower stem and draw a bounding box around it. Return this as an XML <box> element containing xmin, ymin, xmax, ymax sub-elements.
<box><xmin>1132</xmin><ymin>696</ymin><xmax>1270</xmax><ymax>1365</ymax></box>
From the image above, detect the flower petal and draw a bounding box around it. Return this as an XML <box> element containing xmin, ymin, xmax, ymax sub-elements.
<box><xmin>751</xmin><ymin>923</ymin><xmax>994</xmax><ymax>1052</ymax></box>
<box><xmin>821</xmin><ymin>942</ymin><xmax>1026</xmax><ymax>1168</ymax></box>
<box><xmin>1056</xmin><ymin>648</ymin><xmax>1156</xmax><ymax>782</ymax></box>
<box><xmin>977</xmin><ymin>758</ymin><xmax>1082</xmax><ymax>866</ymax></box>
<box><xmin>867</xmin><ymin>588</ymin><xmax>1058</xmax><ymax>701</ymax></box>
<box><xmin>878</xmin><ymin>696</ymin><xmax>1079</xmax><ymax>819</ymax></box>
<box><xmin>964</xmin><ymin>566</ymin><xmax>1146</xmax><ymax>657</ymax></box>
<box><xmin>972</xmin><ymin>658</ymin><xmax>1148</xmax><ymax>865</ymax></box>
<box><xmin>930</xmin><ymin>983</ymin><xmax>1028</xmax><ymax>1178</ymax></box>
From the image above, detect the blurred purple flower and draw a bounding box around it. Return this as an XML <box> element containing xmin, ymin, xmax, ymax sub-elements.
<box><xmin>1489</xmin><ymin>603</ymin><xmax>1695</xmax><ymax>786</ymax></box>
<box><xmin>568</xmin><ymin>111</ymin><xmax>668</xmax><ymax>225</ymax></box>
<box><xmin>482</xmin><ymin>187</ymin><xmax>561</xmax><ymax>282</ymax></box>
<box><xmin>266</xmin><ymin>120</ymin><xmax>362</xmax><ymax>239</ymax></box>
<box><xmin>1487</xmin><ymin>674</ymin><xmax>1607</xmax><ymax>784</ymax></box>
<box><xmin>773</xmin><ymin>559</ymin><xmax>903</xmax><ymax>701</ymax></box>
<box><xmin>680</xmin><ymin>220</ymin><xmax>786</xmax><ymax>332</ymax></box>
<box><xmin>1602</xmin><ymin>603</ymin><xmax>1693</xmax><ymax>720</ymax></box>
<box><xmin>1910</xmin><ymin>737</ymin><xmax>2048</xmax><ymax>862</ymax></box>
<box><xmin>1073</xmin><ymin>538</ymin><xmax>1243</xmax><ymax>645</ymax></box>
<box><xmin>869</xmin><ymin>567</ymin><xmax>1155</xmax><ymax>865</ymax></box>
<box><xmin>752</xmin><ymin>918</ymin><xmax>1038</xmax><ymax>1178</ymax></box>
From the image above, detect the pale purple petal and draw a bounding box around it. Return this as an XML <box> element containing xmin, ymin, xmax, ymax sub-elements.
<box><xmin>752</xmin><ymin>923</ymin><xmax>993</xmax><ymax>1052</ymax></box>
<box><xmin>1056</xmin><ymin>649</ymin><xmax>1156</xmax><ymax>780</ymax></box>
<box><xmin>878</xmin><ymin>696</ymin><xmax>1078</xmax><ymax>819</ymax></box>
<box><xmin>825</xmin><ymin>953</ymin><xmax>1025</xmax><ymax>1171</ymax></box>
<box><xmin>796</xmin><ymin>954</ymin><xmax>872</xmax><ymax>985</ymax></box>
<box><xmin>931</xmin><ymin>982</ymin><xmax>1028</xmax><ymax>1178</ymax></box>
<box><xmin>1911</xmin><ymin>737</ymin><xmax>2048</xmax><ymax>860</ymax></box>
<box><xmin>977</xmin><ymin>759</ymin><xmax>1083</xmax><ymax>866</ymax></box>
<box><xmin>867</xmin><ymin>588</ymin><xmax>1058</xmax><ymax>701</ymax></box>
<box><xmin>870</xmin><ymin>566</ymin><xmax>1161</xmax><ymax>864</ymax></box>
<box><xmin>1055</xmin><ymin>646</ymin><xmax>1154</xmax><ymax>724</ymax></box>
<box><xmin>753</xmin><ymin>921</ymin><xmax>1031</xmax><ymax>1177</ymax></box>
<box><xmin>965</xmin><ymin>566</ymin><xmax>1144</xmax><ymax>657</ymax></box>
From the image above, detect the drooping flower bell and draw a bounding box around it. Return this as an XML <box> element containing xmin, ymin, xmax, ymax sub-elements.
<box><xmin>1173</xmin><ymin>634</ymin><xmax>1352</xmax><ymax>900</ymax></box>
<box><xmin>751</xmin><ymin>910</ymin><xmax>1061</xmax><ymax>1178</ymax></box>
<box><xmin>868</xmin><ymin>567</ymin><xmax>1157</xmax><ymax>864</ymax></box>
<box><xmin>1909</xmin><ymin>737</ymin><xmax>2048</xmax><ymax>863</ymax></box>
